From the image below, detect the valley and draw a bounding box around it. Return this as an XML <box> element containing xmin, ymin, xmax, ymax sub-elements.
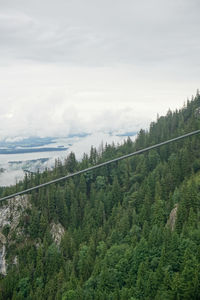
<box><xmin>0</xmin><ymin>133</ymin><xmax>133</xmax><ymax>186</ymax></box>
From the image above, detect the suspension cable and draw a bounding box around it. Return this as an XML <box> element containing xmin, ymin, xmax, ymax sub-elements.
<box><xmin>0</xmin><ymin>129</ymin><xmax>200</xmax><ymax>202</ymax></box>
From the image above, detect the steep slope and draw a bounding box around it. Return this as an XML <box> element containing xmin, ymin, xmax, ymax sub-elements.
<box><xmin>0</xmin><ymin>93</ymin><xmax>200</xmax><ymax>300</ymax></box>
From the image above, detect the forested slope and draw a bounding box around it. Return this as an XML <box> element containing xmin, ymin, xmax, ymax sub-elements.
<box><xmin>0</xmin><ymin>94</ymin><xmax>200</xmax><ymax>299</ymax></box>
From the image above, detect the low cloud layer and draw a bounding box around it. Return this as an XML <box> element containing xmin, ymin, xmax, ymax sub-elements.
<box><xmin>0</xmin><ymin>132</ymin><xmax>127</xmax><ymax>186</ymax></box>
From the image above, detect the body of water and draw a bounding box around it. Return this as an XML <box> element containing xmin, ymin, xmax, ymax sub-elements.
<box><xmin>0</xmin><ymin>133</ymin><xmax>135</xmax><ymax>186</ymax></box>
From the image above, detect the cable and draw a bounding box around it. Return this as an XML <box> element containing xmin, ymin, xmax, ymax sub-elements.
<box><xmin>0</xmin><ymin>129</ymin><xmax>200</xmax><ymax>202</ymax></box>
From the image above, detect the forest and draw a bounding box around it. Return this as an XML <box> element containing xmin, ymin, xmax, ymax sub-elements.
<box><xmin>0</xmin><ymin>93</ymin><xmax>200</xmax><ymax>299</ymax></box>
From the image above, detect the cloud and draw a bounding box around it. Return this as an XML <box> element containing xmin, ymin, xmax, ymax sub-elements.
<box><xmin>0</xmin><ymin>169</ymin><xmax>24</xmax><ymax>186</ymax></box>
<box><xmin>0</xmin><ymin>61</ymin><xmax>198</xmax><ymax>139</ymax></box>
<box><xmin>0</xmin><ymin>0</ymin><xmax>199</xmax><ymax>66</ymax></box>
<box><xmin>0</xmin><ymin>0</ymin><xmax>199</xmax><ymax>140</ymax></box>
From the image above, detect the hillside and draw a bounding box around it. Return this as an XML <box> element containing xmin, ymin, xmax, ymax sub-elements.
<box><xmin>0</xmin><ymin>93</ymin><xmax>200</xmax><ymax>300</ymax></box>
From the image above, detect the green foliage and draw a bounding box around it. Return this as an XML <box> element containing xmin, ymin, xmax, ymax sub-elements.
<box><xmin>1</xmin><ymin>94</ymin><xmax>200</xmax><ymax>299</ymax></box>
<box><xmin>2</xmin><ymin>224</ymin><xmax>10</xmax><ymax>237</ymax></box>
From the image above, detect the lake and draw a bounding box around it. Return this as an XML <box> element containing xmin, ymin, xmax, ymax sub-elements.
<box><xmin>0</xmin><ymin>132</ymin><xmax>134</xmax><ymax>186</ymax></box>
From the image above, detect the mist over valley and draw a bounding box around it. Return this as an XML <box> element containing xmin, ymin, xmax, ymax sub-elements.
<box><xmin>0</xmin><ymin>132</ymin><xmax>134</xmax><ymax>186</ymax></box>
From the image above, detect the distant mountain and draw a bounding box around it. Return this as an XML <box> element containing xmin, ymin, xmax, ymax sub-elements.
<box><xmin>116</xmin><ymin>131</ymin><xmax>137</xmax><ymax>137</ymax></box>
<box><xmin>0</xmin><ymin>134</ymin><xmax>90</xmax><ymax>148</ymax></box>
<box><xmin>0</xmin><ymin>147</ymin><xmax>68</xmax><ymax>155</ymax></box>
<box><xmin>0</xmin><ymin>136</ymin><xmax>56</xmax><ymax>148</ymax></box>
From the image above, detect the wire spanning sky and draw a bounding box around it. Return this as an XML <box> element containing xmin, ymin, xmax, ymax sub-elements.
<box><xmin>0</xmin><ymin>0</ymin><xmax>199</xmax><ymax>139</ymax></box>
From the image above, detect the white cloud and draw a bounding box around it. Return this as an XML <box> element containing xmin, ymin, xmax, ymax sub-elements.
<box><xmin>0</xmin><ymin>61</ymin><xmax>198</xmax><ymax>139</ymax></box>
<box><xmin>0</xmin><ymin>169</ymin><xmax>24</xmax><ymax>186</ymax></box>
<box><xmin>0</xmin><ymin>0</ymin><xmax>199</xmax><ymax>140</ymax></box>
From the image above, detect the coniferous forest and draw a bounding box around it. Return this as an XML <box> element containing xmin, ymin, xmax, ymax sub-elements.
<box><xmin>0</xmin><ymin>94</ymin><xmax>200</xmax><ymax>299</ymax></box>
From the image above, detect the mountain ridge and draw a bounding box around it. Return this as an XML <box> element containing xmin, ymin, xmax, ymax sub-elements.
<box><xmin>0</xmin><ymin>93</ymin><xmax>200</xmax><ymax>299</ymax></box>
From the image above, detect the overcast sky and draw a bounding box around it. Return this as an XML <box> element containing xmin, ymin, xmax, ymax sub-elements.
<box><xmin>0</xmin><ymin>0</ymin><xmax>199</xmax><ymax>139</ymax></box>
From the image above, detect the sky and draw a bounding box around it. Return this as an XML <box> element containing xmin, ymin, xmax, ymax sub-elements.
<box><xmin>0</xmin><ymin>0</ymin><xmax>199</xmax><ymax>140</ymax></box>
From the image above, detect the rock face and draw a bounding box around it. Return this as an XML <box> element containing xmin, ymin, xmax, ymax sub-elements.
<box><xmin>50</xmin><ymin>222</ymin><xmax>65</xmax><ymax>246</ymax></box>
<box><xmin>0</xmin><ymin>195</ymin><xmax>31</xmax><ymax>231</ymax></box>
<box><xmin>0</xmin><ymin>232</ymin><xmax>6</xmax><ymax>275</ymax></box>
<box><xmin>167</xmin><ymin>204</ymin><xmax>178</xmax><ymax>231</ymax></box>
<box><xmin>0</xmin><ymin>195</ymin><xmax>31</xmax><ymax>275</ymax></box>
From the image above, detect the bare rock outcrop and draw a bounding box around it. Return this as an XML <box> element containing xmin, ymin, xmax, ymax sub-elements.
<box><xmin>0</xmin><ymin>195</ymin><xmax>31</xmax><ymax>275</ymax></box>
<box><xmin>0</xmin><ymin>232</ymin><xmax>6</xmax><ymax>275</ymax></box>
<box><xmin>166</xmin><ymin>204</ymin><xmax>178</xmax><ymax>231</ymax></box>
<box><xmin>50</xmin><ymin>222</ymin><xmax>65</xmax><ymax>246</ymax></box>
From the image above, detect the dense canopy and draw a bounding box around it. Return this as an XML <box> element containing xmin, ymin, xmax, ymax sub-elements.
<box><xmin>0</xmin><ymin>93</ymin><xmax>200</xmax><ymax>299</ymax></box>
